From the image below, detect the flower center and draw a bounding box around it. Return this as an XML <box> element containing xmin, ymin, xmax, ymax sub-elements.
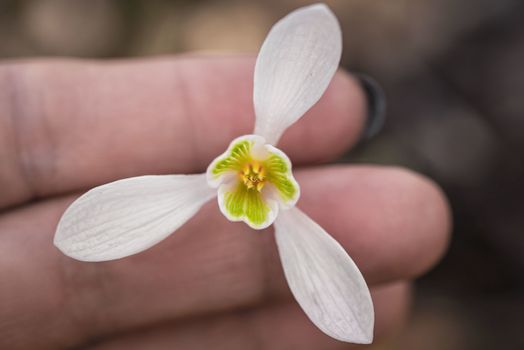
<box><xmin>207</xmin><ymin>135</ymin><xmax>301</xmax><ymax>229</ymax></box>
<box><xmin>240</xmin><ymin>161</ymin><xmax>266</xmax><ymax>192</ymax></box>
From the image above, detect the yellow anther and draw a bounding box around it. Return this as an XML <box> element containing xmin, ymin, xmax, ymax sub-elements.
<box><xmin>258</xmin><ymin>167</ymin><xmax>266</xmax><ymax>180</ymax></box>
<box><xmin>239</xmin><ymin>162</ymin><xmax>266</xmax><ymax>192</ymax></box>
<box><xmin>243</xmin><ymin>164</ymin><xmax>251</xmax><ymax>176</ymax></box>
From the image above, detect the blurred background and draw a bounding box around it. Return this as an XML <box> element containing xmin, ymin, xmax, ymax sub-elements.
<box><xmin>1</xmin><ymin>0</ymin><xmax>523</xmax><ymax>349</ymax></box>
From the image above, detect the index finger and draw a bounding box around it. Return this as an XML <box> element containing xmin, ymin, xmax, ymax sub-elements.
<box><xmin>0</xmin><ymin>55</ymin><xmax>366</xmax><ymax>209</ymax></box>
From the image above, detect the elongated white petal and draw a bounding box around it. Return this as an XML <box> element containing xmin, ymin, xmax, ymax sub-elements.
<box><xmin>54</xmin><ymin>174</ymin><xmax>215</xmax><ymax>262</ymax></box>
<box><xmin>274</xmin><ymin>207</ymin><xmax>374</xmax><ymax>343</ymax></box>
<box><xmin>253</xmin><ymin>4</ymin><xmax>342</xmax><ymax>145</ymax></box>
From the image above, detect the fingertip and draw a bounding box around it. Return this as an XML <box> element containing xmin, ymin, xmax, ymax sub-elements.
<box><xmin>390</xmin><ymin>167</ymin><xmax>452</xmax><ymax>279</ymax></box>
<box><xmin>364</xmin><ymin>166</ymin><xmax>451</xmax><ymax>281</ymax></box>
<box><xmin>358</xmin><ymin>166</ymin><xmax>451</xmax><ymax>281</ymax></box>
<box><xmin>296</xmin><ymin>165</ymin><xmax>452</xmax><ymax>284</ymax></box>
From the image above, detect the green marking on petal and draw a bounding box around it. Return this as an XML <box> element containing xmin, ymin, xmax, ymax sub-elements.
<box><xmin>211</xmin><ymin>139</ymin><xmax>252</xmax><ymax>177</ymax></box>
<box><xmin>209</xmin><ymin>135</ymin><xmax>300</xmax><ymax>228</ymax></box>
<box><xmin>224</xmin><ymin>182</ymin><xmax>271</xmax><ymax>227</ymax></box>
<box><xmin>264</xmin><ymin>154</ymin><xmax>298</xmax><ymax>202</ymax></box>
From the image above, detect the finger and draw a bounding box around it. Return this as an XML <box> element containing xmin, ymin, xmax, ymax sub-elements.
<box><xmin>0</xmin><ymin>55</ymin><xmax>366</xmax><ymax>209</ymax></box>
<box><xmin>0</xmin><ymin>165</ymin><xmax>449</xmax><ymax>349</ymax></box>
<box><xmin>88</xmin><ymin>282</ymin><xmax>411</xmax><ymax>350</ymax></box>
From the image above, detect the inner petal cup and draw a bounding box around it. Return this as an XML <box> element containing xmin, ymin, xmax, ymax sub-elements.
<box><xmin>207</xmin><ymin>135</ymin><xmax>300</xmax><ymax>229</ymax></box>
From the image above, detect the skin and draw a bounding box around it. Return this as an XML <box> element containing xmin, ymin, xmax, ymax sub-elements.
<box><xmin>0</xmin><ymin>55</ymin><xmax>451</xmax><ymax>349</ymax></box>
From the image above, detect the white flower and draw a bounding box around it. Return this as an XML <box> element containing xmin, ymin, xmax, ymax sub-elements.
<box><xmin>54</xmin><ymin>3</ymin><xmax>374</xmax><ymax>344</ymax></box>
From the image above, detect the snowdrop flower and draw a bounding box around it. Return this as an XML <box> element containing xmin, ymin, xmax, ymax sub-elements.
<box><xmin>54</xmin><ymin>3</ymin><xmax>374</xmax><ymax>344</ymax></box>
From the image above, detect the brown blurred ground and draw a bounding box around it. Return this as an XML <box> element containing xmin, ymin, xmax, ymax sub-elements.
<box><xmin>1</xmin><ymin>0</ymin><xmax>523</xmax><ymax>349</ymax></box>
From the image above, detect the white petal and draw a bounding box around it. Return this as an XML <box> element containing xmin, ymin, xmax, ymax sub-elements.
<box><xmin>274</xmin><ymin>207</ymin><xmax>374</xmax><ymax>343</ymax></box>
<box><xmin>54</xmin><ymin>174</ymin><xmax>215</xmax><ymax>262</ymax></box>
<box><xmin>253</xmin><ymin>4</ymin><xmax>342</xmax><ymax>145</ymax></box>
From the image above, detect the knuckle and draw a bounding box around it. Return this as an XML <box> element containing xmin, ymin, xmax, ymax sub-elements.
<box><xmin>0</xmin><ymin>64</ymin><xmax>54</xmax><ymax>201</ymax></box>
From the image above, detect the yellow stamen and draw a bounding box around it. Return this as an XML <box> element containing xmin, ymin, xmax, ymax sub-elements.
<box><xmin>259</xmin><ymin>167</ymin><xmax>266</xmax><ymax>179</ymax></box>
<box><xmin>239</xmin><ymin>162</ymin><xmax>266</xmax><ymax>192</ymax></box>
<box><xmin>243</xmin><ymin>164</ymin><xmax>251</xmax><ymax>176</ymax></box>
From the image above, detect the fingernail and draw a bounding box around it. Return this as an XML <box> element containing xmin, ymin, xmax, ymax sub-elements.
<box><xmin>354</xmin><ymin>73</ymin><xmax>386</xmax><ymax>139</ymax></box>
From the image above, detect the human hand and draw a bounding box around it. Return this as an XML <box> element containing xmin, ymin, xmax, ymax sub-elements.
<box><xmin>0</xmin><ymin>55</ymin><xmax>450</xmax><ymax>349</ymax></box>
